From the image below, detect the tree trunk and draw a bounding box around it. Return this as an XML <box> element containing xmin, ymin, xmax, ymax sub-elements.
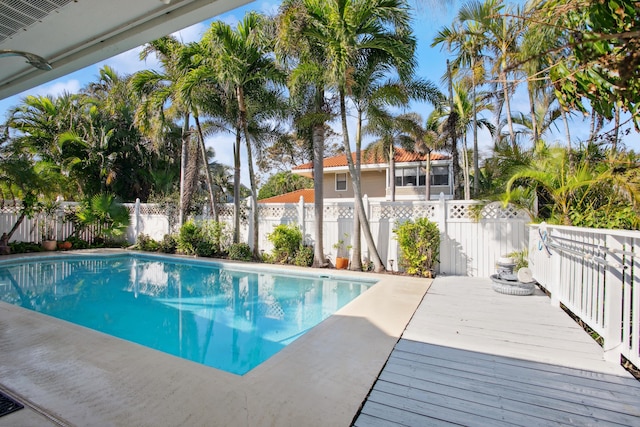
<box><xmin>472</xmin><ymin>58</ymin><xmax>479</xmax><ymax>197</ymax></box>
<box><xmin>194</xmin><ymin>114</ymin><xmax>218</xmax><ymax>222</ymax></box>
<box><xmin>3</xmin><ymin>211</ymin><xmax>26</xmax><ymax>247</ymax></box>
<box><xmin>561</xmin><ymin>108</ymin><xmax>571</xmax><ymax>148</ymax></box>
<box><xmin>233</xmin><ymin>128</ymin><xmax>241</xmax><ymax>244</ymax></box>
<box><xmin>425</xmin><ymin>150</ymin><xmax>431</xmax><ymax>201</ymax></box>
<box><xmin>447</xmin><ymin>60</ymin><xmax>461</xmax><ymax>198</ymax></box>
<box><xmin>462</xmin><ymin>131</ymin><xmax>470</xmax><ymax>200</ymax></box>
<box><xmin>179</xmin><ymin>113</ymin><xmax>190</xmax><ymax>226</ymax></box>
<box><xmin>312</xmin><ymin>87</ymin><xmax>326</xmax><ymax>267</ymax></box>
<box><xmin>389</xmin><ymin>144</ymin><xmax>396</xmax><ymax>202</ymax></box>
<box><xmin>491</xmin><ymin>84</ymin><xmax>505</xmax><ymax>147</ymax></box>
<box><xmin>350</xmin><ymin>110</ymin><xmax>364</xmax><ymax>271</ymax></box>
<box><xmin>613</xmin><ymin>102</ymin><xmax>620</xmax><ymax>151</ymax></box>
<box><xmin>501</xmin><ymin>69</ymin><xmax>516</xmax><ymax>149</ymax></box>
<box><xmin>527</xmin><ymin>82</ymin><xmax>539</xmax><ymax>143</ymax></box>
<box><xmin>340</xmin><ymin>91</ymin><xmax>384</xmax><ymax>272</ymax></box>
<box><xmin>237</xmin><ymin>86</ymin><xmax>260</xmax><ymax>258</ymax></box>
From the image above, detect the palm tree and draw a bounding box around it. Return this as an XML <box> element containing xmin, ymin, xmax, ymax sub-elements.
<box><xmin>409</xmin><ymin>112</ymin><xmax>447</xmax><ymax>201</ymax></box>
<box><xmin>131</xmin><ymin>36</ymin><xmax>216</xmax><ymax>223</ymax></box>
<box><xmin>433</xmin><ymin>9</ymin><xmax>488</xmax><ymax>195</ymax></box>
<box><xmin>434</xmin><ymin>81</ymin><xmax>494</xmax><ymax>199</ymax></box>
<box><xmin>504</xmin><ymin>144</ymin><xmax>639</xmax><ymax>226</ymax></box>
<box><xmin>277</xmin><ymin>0</ymin><xmax>335</xmax><ymax>268</ymax></box>
<box><xmin>300</xmin><ymin>0</ymin><xmax>416</xmax><ymax>272</ymax></box>
<box><xmin>364</xmin><ymin>112</ymin><xmax>424</xmax><ymax>202</ymax></box>
<box><xmin>348</xmin><ymin>45</ymin><xmax>441</xmax><ymax>268</ymax></box>
<box><xmin>203</xmin><ymin>12</ymin><xmax>285</xmax><ymax>257</ymax></box>
<box><xmin>80</xmin><ymin>66</ymin><xmax>154</xmax><ymax>200</ymax></box>
<box><xmin>455</xmin><ymin>0</ymin><xmax>522</xmax><ymax>149</ymax></box>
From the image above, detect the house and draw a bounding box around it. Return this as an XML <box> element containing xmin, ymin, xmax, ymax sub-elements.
<box><xmin>291</xmin><ymin>148</ymin><xmax>453</xmax><ymax>201</ymax></box>
<box><xmin>258</xmin><ymin>189</ymin><xmax>315</xmax><ymax>203</ymax></box>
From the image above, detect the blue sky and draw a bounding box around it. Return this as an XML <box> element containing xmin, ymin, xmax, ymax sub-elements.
<box><xmin>1</xmin><ymin>0</ymin><xmax>637</xmax><ymax>185</ymax></box>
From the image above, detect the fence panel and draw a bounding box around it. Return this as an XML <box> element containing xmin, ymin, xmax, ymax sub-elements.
<box><xmin>1</xmin><ymin>198</ymin><xmax>529</xmax><ymax>278</ymax></box>
<box><xmin>440</xmin><ymin>201</ymin><xmax>530</xmax><ymax>277</ymax></box>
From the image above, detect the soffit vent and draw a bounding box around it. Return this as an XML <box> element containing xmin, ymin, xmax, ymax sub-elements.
<box><xmin>0</xmin><ymin>0</ymin><xmax>74</xmax><ymax>44</ymax></box>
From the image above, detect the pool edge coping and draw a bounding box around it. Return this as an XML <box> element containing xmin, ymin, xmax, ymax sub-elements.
<box><xmin>0</xmin><ymin>249</ymin><xmax>432</xmax><ymax>426</ymax></box>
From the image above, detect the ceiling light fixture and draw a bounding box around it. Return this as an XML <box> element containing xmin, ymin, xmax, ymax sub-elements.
<box><xmin>0</xmin><ymin>50</ymin><xmax>53</xmax><ymax>71</ymax></box>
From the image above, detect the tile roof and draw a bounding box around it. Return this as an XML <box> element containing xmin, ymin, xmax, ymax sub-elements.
<box><xmin>292</xmin><ymin>148</ymin><xmax>449</xmax><ymax>171</ymax></box>
<box><xmin>258</xmin><ymin>188</ymin><xmax>315</xmax><ymax>204</ymax></box>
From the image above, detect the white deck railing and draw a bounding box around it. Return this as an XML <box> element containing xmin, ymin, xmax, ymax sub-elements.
<box><xmin>529</xmin><ymin>223</ymin><xmax>640</xmax><ymax>367</ymax></box>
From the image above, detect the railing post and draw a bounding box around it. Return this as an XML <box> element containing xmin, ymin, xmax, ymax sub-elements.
<box><xmin>603</xmin><ymin>234</ymin><xmax>624</xmax><ymax>362</ymax></box>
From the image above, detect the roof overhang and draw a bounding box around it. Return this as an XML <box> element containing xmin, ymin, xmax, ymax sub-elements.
<box><xmin>0</xmin><ymin>0</ymin><xmax>249</xmax><ymax>100</ymax></box>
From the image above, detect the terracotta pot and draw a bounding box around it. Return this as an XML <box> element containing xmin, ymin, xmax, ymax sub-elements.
<box><xmin>335</xmin><ymin>257</ymin><xmax>349</xmax><ymax>269</ymax></box>
<box><xmin>42</xmin><ymin>240</ymin><xmax>57</xmax><ymax>251</ymax></box>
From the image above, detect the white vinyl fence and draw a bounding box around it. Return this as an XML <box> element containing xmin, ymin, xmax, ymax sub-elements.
<box><xmin>209</xmin><ymin>196</ymin><xmax>529</xmax><ymax>277</ymax></box>
<box><xmin>0</xmin><ymin>197</ymin><xmax>530</xmax><ymax>277</ymax></box>
<box><xmin>529</xmin><ymin>223</ymin><xmax>640</xmax><ymax>368</ymax></box>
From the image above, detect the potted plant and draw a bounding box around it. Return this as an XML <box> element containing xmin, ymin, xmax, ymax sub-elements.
<box><xmin>333</xmin><ymin>233</ymin><xmax>351</xmax><ymax>269</ymax></box>
<box><xmin>40</xmin><ymin>200</ymin><xmax>59</xmax><ymax>251</ymax></box>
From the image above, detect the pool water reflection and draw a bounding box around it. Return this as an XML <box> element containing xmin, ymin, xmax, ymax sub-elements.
<box><xmin>0</xmin><ymin>254</ymin><xmax>375</xmax><ymax>375</ymax></box>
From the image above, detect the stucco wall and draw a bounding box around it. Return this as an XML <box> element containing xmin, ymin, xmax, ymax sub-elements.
<box><xmin>323</xmin><ymin>170</ymin><xmax>386</xmax><ymax>198</ymax></box>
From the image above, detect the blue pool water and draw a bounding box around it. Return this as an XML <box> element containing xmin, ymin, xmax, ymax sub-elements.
<box><xmin>0</xmin><ymin>254</ymin><xmax>375</xmax><ymax>375</ymax></box>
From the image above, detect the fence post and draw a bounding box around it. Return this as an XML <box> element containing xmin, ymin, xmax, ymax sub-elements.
<box><xmin>437</xmin><ymin>193</ymin><xmax>448</xmax><ymax>274</ymax></box>
<box><xmin>247</xmin><ymin>197</ymin><xmax>254</xmax><ymax>249</ymax></box>
<box><xmin>363</xmin><ymin>194</ymin><xmax>370</xmax><ymax>258</ymax></box>
<box><xmin>134</xmin><ymin>198</ymin><xmax>141</xmax><ymax>243</ymax></box>
<box><xmin>603</xmin><ymin>234</ymin><xmax>624</xmax><ymax>363</ymax></box>
<box><xmin>299</xmin><ymin>196</ymin><xmax>306</xmax><ymax>244</ymax></box>
<box><xmin>438</xmin><ymin>193</ymin><xmax>447</xmax><ymax>231</ymax></box>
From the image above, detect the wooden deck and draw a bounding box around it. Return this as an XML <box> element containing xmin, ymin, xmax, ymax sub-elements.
<box><xmin>354</xmin><ymin>276</ymin><xmax>640</xmax><ymax>426</ymax></box>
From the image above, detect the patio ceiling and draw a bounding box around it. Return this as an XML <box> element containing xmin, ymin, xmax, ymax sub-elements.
<box><xmin>0</xmin><ymin>0</ymin><xmax>249</xmax><ymax>100</ymax></box>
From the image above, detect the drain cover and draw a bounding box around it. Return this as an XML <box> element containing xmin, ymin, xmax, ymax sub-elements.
<box><xmin>0</xmin><ymin>391</ymin><xmax>23</xmax><ymax>418</ymax></box>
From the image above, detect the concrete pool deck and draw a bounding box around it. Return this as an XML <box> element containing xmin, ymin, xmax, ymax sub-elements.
<box><xmin>0</xmin><ymin>251</ymin><xmax>431</xmax><ymax>426</ymax></box>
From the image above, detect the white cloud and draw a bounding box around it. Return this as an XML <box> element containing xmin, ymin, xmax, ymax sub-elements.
<box><xmin>172</xmin><ymin>22</ymin><xmax>209</xmax><ymax>43</ymax></box>
<box><xmin>258</xmin><ymin>0</ymin><xmax>280</xmax><ymax>16</ymax></box>
<box><xmin>98</xmin><ymin>46</ymin><xmax>153</xmax><ymax>75</ymax></box>
<box><xmin>32</xmin><ymin>79</ymin><xmax>82</xmax><ymax>98</ymax></box>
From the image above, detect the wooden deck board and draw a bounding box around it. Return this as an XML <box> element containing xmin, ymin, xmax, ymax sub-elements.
<box><xmin>354</xmin><ymin>276</ymin><xmax>640</xmax><ymax>426</ymax></box>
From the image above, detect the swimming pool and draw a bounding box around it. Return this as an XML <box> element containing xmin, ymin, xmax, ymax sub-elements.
<box><xmin>0</xmin><ymin>253</ymin><xmax>376</xmax><ymax>375</ymax></box>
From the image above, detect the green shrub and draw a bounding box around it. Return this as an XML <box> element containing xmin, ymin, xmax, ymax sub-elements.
<box><xmin>200</xmin><ymin>220</ymin><xmax>231</xmax><ymax>255</ymax></box>
<box><xmin>135</xmin><ymin>234</ymin><xmax>160</xmax><ymax>252</ymax></box>
<box><xmin>177</xmin><ymin>221</ymin><xmax>200</xmax><ymax>255</ymax></box>
<box><xmin>394</xmin><ymin>218</ymin><xmax>440</xmax><ymax>278</ymax></box>
<box><xmin>75</xmin><ymin>193</ymin><xmax>130</xmax><ymax>244</ymax></box>
<box><xmin>66</xmin><ymin>235</ymin><xmax>90</xmax><ymax>249</ymax></box>
<box><xmin>9</xmin><ymin>241</ymin><xmax>43</xmax><ymax>254</ymax></box>
<box><xmin>293</xmin><ymin>245</ymin><xmax>314</xmax><ymax>267</ymax></box>
<box><xmin>195</xmin><ymin>240</ymin><xmax>215</xmax><ymax>257</ymax></box>
<box><xmin>228</xmin><ymin>243</ymin><xmax>253</xmax><ymax>261</ymax></box>
<box><xmin>158</xmin><ymin>234</ymin><xmax>177</xmax><ymax>253</ymax></box>
<box><xmin>267</xmin><ymin>224</ymin><xmax>302</xmax><ymax>263</ymax></box>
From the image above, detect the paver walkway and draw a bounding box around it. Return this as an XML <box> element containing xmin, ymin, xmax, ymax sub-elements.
<box><xmin>355</xmin><ymin>276</ymin><xmax>640</xmax><ymax>426</ymax></box>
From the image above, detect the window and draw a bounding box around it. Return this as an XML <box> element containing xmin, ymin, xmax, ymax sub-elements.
<box><xmin>395</xmin><ymin>167</ymin><xmax>426</xmax><ymax>187</ymax></box>
<box><xmin>336</xmin><ymin>173</ymin><xmax>347</xmax><ymax>191</ymax></box>
<box><xmin>404</xmin><ymin>168</ymin><xmax>417</xmax><ymax>186</ymax></box>
<box><xmin>431</xmin><ymin>166</ymin><xmax>449</xmax><ymax>186</ymax></box>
